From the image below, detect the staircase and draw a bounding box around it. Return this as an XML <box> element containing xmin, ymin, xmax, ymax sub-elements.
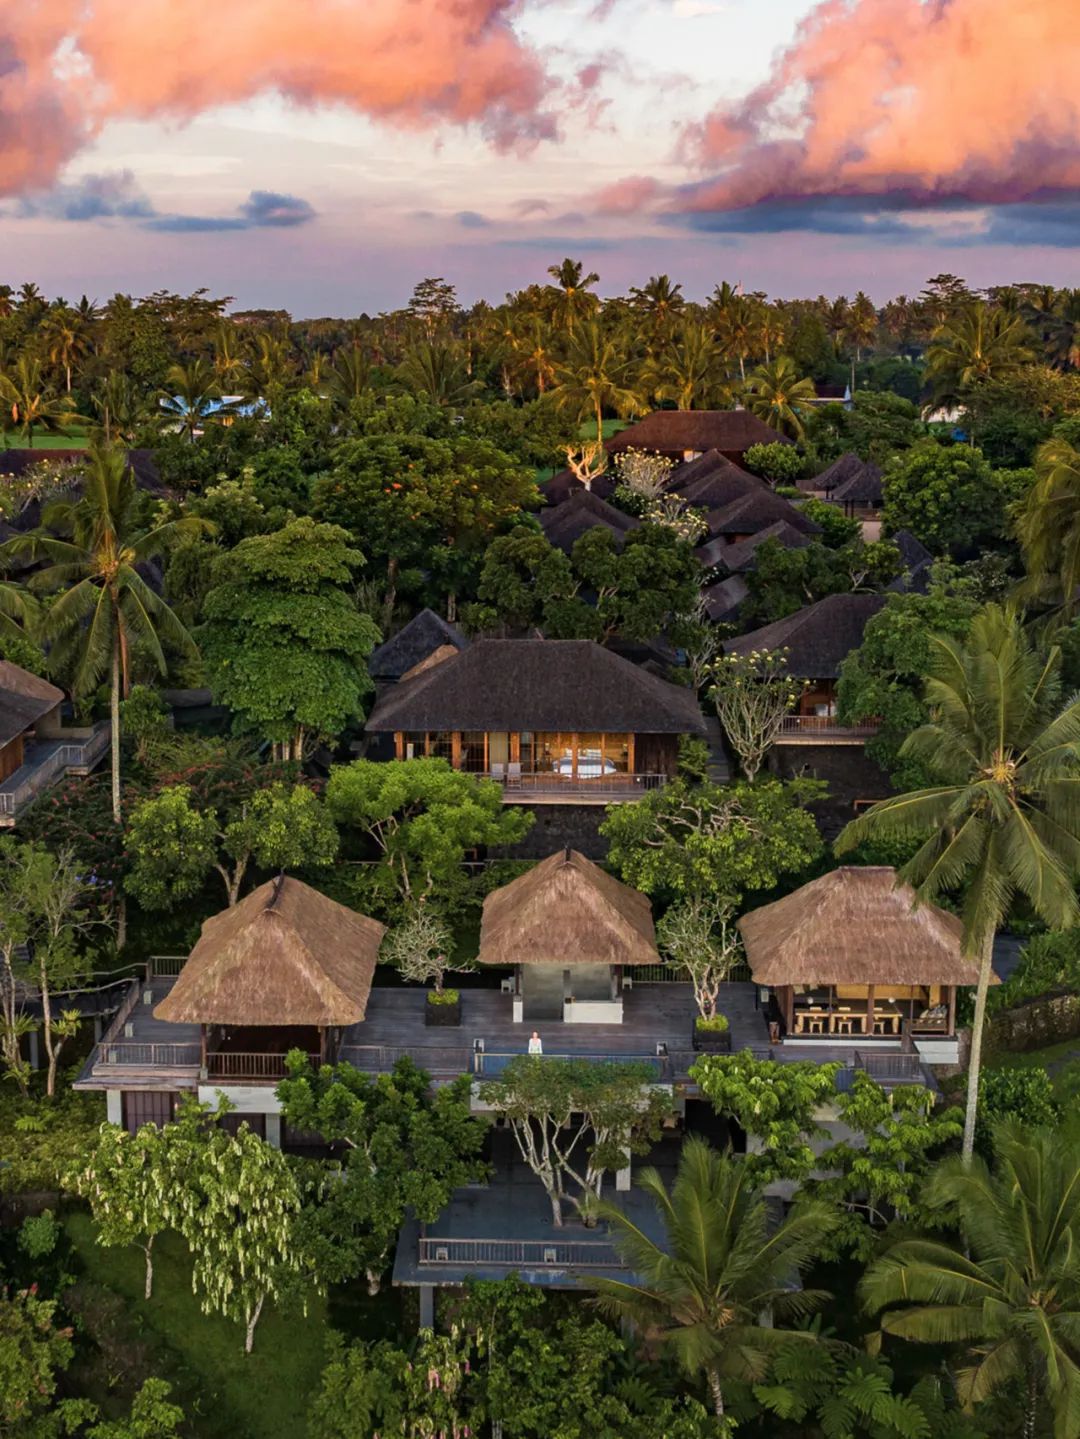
<box><xmin>702</xmin><ymin>716</ymin><xmax>731</xmax><ymax>786</ymax></box>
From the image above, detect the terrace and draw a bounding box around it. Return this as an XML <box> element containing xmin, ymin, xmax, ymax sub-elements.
<box><xmin>0</xmin><ymin>723</ymin><xmax>110</xmax><ymax>825</ymax></box>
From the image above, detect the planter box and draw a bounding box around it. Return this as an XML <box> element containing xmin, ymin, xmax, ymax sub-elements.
<box><xmin>425</xmin><ymin>997</ymin><xmax>462</xmax><ymax>1028</ymax></box>
<box><xmin>692</xmin><ymin>1026</ymin><xmax>731</xmax><ymax>1053</ymax></box>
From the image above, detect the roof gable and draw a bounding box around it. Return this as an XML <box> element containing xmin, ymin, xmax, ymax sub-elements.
<box><xmin>0</xmin><ymin>661</ymin><xmax>64</xmax><ymax>748</ymax></box>
<box><xmin>704</xmin><ymin>489</ymin><xmax>820</xmax><ymax>539</ymax></box>
<box><xmin>366</xmin><ymin>639</ymin><xmax>705</xmax><ymax>735</ymax></box>
<box><xmin>478</xmin><ymin>849</ymin><xmax>659</xmax><ymax>967</ymax></box>
<box><xmin>540</xmin><ymin>490</ymin><xmax>639</xmax><ymax>553</ymax></box>
<box><xmin>368</xmin><ymin>609</ymin><xmax>468</xmax><ymax>682</ymax></box>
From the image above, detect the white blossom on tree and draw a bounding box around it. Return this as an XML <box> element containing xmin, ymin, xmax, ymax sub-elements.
<box><xmin>709</xmin><ymin>647</ymin><xmax>806</xmax><ymax>782</ymax></box>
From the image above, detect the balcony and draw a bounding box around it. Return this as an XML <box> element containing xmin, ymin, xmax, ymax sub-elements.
<box><xmin>417</xmin><ymin>1235</ymin><xmax>621</xmax><ymax>1269</ymax></box>
<box><xmin>496</xmin><ymin>771</ymin><xmax>667</xmax><ymax>806</ymax></box>
<box><xmin>777</xmin><ymin>715</ymin><xmax>880</xmax><ymax>745</ymax></box>
<box><xmin>0</xmin><ymin>723</ymin><xmax>111</xmax><ymax>825</ymax></box>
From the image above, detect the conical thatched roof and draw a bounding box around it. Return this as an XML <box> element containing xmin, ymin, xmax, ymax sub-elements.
<box><xmin>154</xmin><ymin>876</ymin><xmax>386</xmax><ymax>1027</ymax></box>
<box><xmin>738</xmin><ymin>867</ymin><xmax>988</xmax><ymax>987</ymax></box>
<box><xmin>477</xmin><ymin>849</ymin><xmax>659</xmax><ymax>968</ymax></box>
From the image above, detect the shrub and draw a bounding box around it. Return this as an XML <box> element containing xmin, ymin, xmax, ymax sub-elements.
<box><xmin>743</xmin><ymin>442</ymin><xmax>804</xmax><ymax>484</ymax></box>
<box><xmin>694</xmin><ymin>1014</ymin><xmax>729</xmax><ymax>1033</ymax></box>
<box><xmin>428</xmin><ymin>988</ymin><xmax>460</xmax><ymax>1006</ymax></box>
<box><xmin>976</xmin><ymin>1068</ymin><xmax>1058</xmax><ymax>1156</ymax></box>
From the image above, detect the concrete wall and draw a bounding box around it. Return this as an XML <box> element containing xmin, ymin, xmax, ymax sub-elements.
<box><xmin>493</xmin><ymin>805</ymin><xmax>610</xmax><ymax>859</ymax></box>
<box><xmin>768</xmin><ymin>744</ymin><xmax>892</xmax><ymax>839</ymax></box>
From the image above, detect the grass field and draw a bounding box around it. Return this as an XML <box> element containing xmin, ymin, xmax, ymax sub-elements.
<box><xmin>0</xmin><ymin>428</ymin><xmax>90</xmax><ymax>451</ymax></box>
<box><xmin>65</xmin><ymin>1210</ymin><xmax>403</xmax><ymax>1439</ymax></box>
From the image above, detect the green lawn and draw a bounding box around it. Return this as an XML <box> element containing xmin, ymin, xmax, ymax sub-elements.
<box><xmin>0</xmin><ymin>428</ymin><xmax>90</xmax><ymax>451</ymax></box>
<box><xmin>64</xmin><ymin>1211</ymin><xmax>400</xmax><ymax>1439</ymax></box>
<box><xmin>986</xmin><ymin>1038</ymin><xmax>1080</xmax><ymax>1074</ymax></box>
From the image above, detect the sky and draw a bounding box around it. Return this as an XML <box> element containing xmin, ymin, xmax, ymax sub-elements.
<box><xmin>0</xmin><ymin>0</ymin><xmax>1078</xmax><ymax>316</ymax></box>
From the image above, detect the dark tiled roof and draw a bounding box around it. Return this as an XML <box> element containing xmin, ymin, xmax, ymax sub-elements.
<box><xmin>664</xmin><ymin>449</ymin><xmax>753</xmax><ymax>493</ymax></box>
<box><xmin>799</xmin><ymin>452</ymin><xmax>879</xmax><ymax>498</ymax></box>
<box><xmin>539</xmin><ymin>468</ymin><xmax>617</xmax><ymax>506</ymax></box>
<box><xmin>891</xmin><ymin>529</ymin><xmax>933</xmax><ymax>572</ymax></box>
<box><xmin>703</xmin><ymin>489</ymin><xmax>820</xmax><ymax>541</ymax></box>
<box><xmin>725</xmin><ymin>592</ymin><xmax>887</xmax><ymax>678</ymax></box>
<box><xmin>0</xmin><ymin>661</ymin><xmax>63</xmax><ymax>748</ymax></box>
<box><xmin>702</xmin><ymin>575</ymin><xmax>749</xmax><ymax>622</ymax></box>
<box><xmin>707</xmin><ymin>521</ymin><xmax>815</xmax><ymax>574</ymax></box>
<box><xmin>832</xmin><ymin>466</ymin><xmax>883</xmax><ymax>508</ymax></box>
<box><xmin>368</xmin><ymin>609</ymin><xmax>468</xmax><ymax>683</ymax></box>
<box><xmin>674</xmin><ymin>466</ymin><xmax>769</xmax><ymax>514</ymax></box>
<box><xmin>366</xmin><ymin>639</ymin><xmax>706</xmax><ymax>735</ymax></box>
<box><xmin>605</xmin><ymin>410</ymin><xmax>792</xmax><ymax>457</ymax></box>
<box><xmin>540</xmin><ymin>490</ymin><xmax>639</xmax><ymax>553</ymax></box>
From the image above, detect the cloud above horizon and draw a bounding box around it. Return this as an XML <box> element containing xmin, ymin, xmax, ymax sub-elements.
<box><xmin>14</xmin><ymin>171</ymin><xmax>317</xmax><ymax>232</ymax></box>
<box><xmin>0</xmin><ymin>0</ymin><xmax>573</xmax><ymax>200</ymax></box>
<box><xmin>599</xmin><ymin>0</ymin><xmax>1080</xmax><ymax>238</ymax></box>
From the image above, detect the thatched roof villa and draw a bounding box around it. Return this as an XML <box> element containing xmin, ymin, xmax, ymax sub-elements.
<box><xmin>739</xmin><ymin>867</ymin><xmax>989</xmax><ymax>1060</ymax></box>
<box><xmin>476</xmin><ymin>848</ymin><xmax>660</xmax><ymax>1023</ymax></box>
<box><xmin>605</xmin><ymin>410</ymin><xmax>792</xmax><ymax>464</ymax></box>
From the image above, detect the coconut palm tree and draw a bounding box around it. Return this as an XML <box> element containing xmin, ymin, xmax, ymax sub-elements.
<box><xmin>40</xmin><ymin>305</ymin><xmax>89</xmax><ymax>393</ymax></box>
<box><xmin>647</xmin><ymin>320</ymin><xmax>730</xmax><ymax>411</ymax></box>
<box><xmin>90</xmin><ymin>373</ymin><xmax>152</xmax><ymax>446</ymax></box>
<box><xmin>836</xmin><ymin>604</ymin><xmax>1080</xmax><ymax>1161</ymax></box>
<box><xmin>925</xmin><ymin>302</ymin><xmax>1034</xmax><ymax>408</ymax></box>
<box><xmin>1015</xmin><ymin>436</ymin><xmax>1080</xmax><ymax>616</ymax></box>
<box><xmin>0</xmin><ymin>581</ymin><xmax>38</xmax><ymax>645</ymax></box>
<box><xmin>590</xmin><ymin>1138</ymin><xmax>836</xmax><ymax>1421</ymax></box>
<box><xmin>629</xmin><ymin>274</ymin><xmax>685</xmax><ymax>347</ymax></box>
<box><xmin>159</xmin><ymin>359</ymin><xmax>227</xmax><ymax>443</ymax></box>
<box><xmin>743</xmin><ymin>356</ymin><xmax>817</xmax><ymax>438</ymax></box>
<box><xmin>713</xmin><ymin>295</ymin><xmax>758</xmax><ymax>382</ymax></box>
<box><xmin>1</xmin><ymin>445</ymin><xmax>209</xmax><ymax>822</ymax></box>
<box><xmin>325</xmin><ymin>344</ymin><xmax>372</xmax><ymax>407</ymax></box>
<box><xmin>552</xmin><ymin>321</ymin><xmax>645</xmax><ymax>444</ymax></box>
<box><xmin>396</xmin><ymin>339</ymin><xmax>481</xmax><ymax>407</ymax></box>
<box><xmin>0</xmin><ymin>356</ymin><xmax>78</xmax><ymax>446</ymax></box>
<box><xmin>546</xmin><ymin>258</ymin><xmax>601</xmax><ymax>334</ymax></box>
<box><xmin>861</xmin><ymin>1121</ymin><xmax>1080</xmax><ymax>1439</ymax></box>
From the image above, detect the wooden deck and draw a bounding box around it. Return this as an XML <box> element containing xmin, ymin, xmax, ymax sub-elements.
<box><xmin>73</xmin><ymin>977</ymin><xmax>930</xmax><ymax>1092</ymax></box>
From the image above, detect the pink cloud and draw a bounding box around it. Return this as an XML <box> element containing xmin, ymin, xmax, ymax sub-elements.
<box><xmin>677</xmin><ymin>0</ymin><xmax>1080</xmax><ymax>211</ymax></box>
<box><xmin>0</xmin><ymin>0</ymin><xmax>566</xmax><ymax>197</ymax></box>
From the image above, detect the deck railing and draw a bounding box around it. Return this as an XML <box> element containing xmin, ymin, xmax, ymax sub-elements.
<box><xmin>99</xmin><ymin>1041</ymin><xmax>201</xmax><ymax>1069</ymax></box>
<box><xmin>146</xmin><ymin>955</ymin><xmax>188</xmax><ymax>978</ymax></box>
<box><xmin>779</xmin><ymin>715</ymin><xmax>879</xmax><ymax>739</ymax></box>
<box><xmin>0</xmin><ymin>723</ymin><xmax>111</xmax><ymax>817</ymax></box>
<box><xmin>630</xmin><ymin>962</ymin><xmax>754</xmax><ymax>985</ymax></box>
<box><xmin>854</xmin><ymin>1050</ymin><xmax>929</xmax><ymax>1082</ymax></box>
<box><xmin>205</xmin><ymin>1050</ymin><xmax>319</xmax><ymax>1081</ymax></box>
<box><xmin>498</xmin><ymin>772</ymin><xmax>666</xmax><ymax>800</ymax></box>
<box><xmin>417</xmin><ymin>1236</ymin><xmax>622</xmax><ymax>1269</ymax></box>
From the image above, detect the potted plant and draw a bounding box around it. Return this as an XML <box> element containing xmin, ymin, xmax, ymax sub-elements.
<box><xmin>692</xmin><ymin>1013</ymin><xmax>731</xmax><ymax>1052</ymax></box>
<box><xmin>379</xmin><ymin>905</ymin><xmax>461</xmax><ymax>1028</ymax></box>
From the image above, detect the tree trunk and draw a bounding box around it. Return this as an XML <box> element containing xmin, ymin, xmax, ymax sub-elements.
<box><xmin>244</xmin><ymin>1295</ymin><xmax>264</xmax><ymax>1354</ymax></box>
<box><xmin>143</xmin><ymin>1237</ymin><xmax>155</xmax><ymax>1300</ymax></box>
<box><xmin>115</xmin><ymin>896</ymin><xmax>127</xmax><ymax>952</ymax></box>
<box><xmin>961</xmin><ymin>929</ymin><xmax>996</xmax><ymax>1163</ymax></box>
<box><xmin>1023</xmin><ymin>1366</ymin><xmax>1038</xmax><ymax>1439</ymax></box>
<box><xmin>706</xmin><ymin>1367</ymin><xmax>725</xmax><ymax>1419</ymax></box>
<box><xmin>38</xmin><ymin>957</ymin><xmax>57</xmax><ymax>1099</ymax></box>
<box><xmin>548</xmin><ymin>1188</ymin><xmax>564</xmax><ymax>1228</ymax></box>
<box><xmin>365</xmin><ymin>1267</ymin><xmax>382</xmax><ymax>1296</ymax></box>
<box><xmin>110</xmin><ymin>637</ymin><xmax>122</xmax><ymax>825</ymax></box>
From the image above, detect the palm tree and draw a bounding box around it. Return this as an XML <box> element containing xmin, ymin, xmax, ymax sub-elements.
<box><xmin>396</xmin><ymin>340</ymin><xmax>481</xmax><ymax>406</ymax></box>
<box><xmin>743</xmin><ymin>356</ymin><xmax>817</xmax><ymax>438</ymax></box>
<box><xmin>546</xmin><ymin>258</ymin><xmax>601</xmax><ymax>334</ymax></box>
<box><xmin>861</xmin><ymin>1121</ymin><xmax>1080</xmax><ymax>1439</ymax></box>
<box><xmin>552</xmin><ymin>321</ymin><xmax>645</xmax><ymax>444</ymax></box>
<box><xmin>925</xmin><ymin>302</ymin><xmax>1034</xmax><ymax>408</ymax></box>
<box><xmin>591</xmin><ymin>1138</ymin><xmax>835</xmax><ymax>1420</ymax></box>
<box><xmin>836</xmin><ymin>605</ymin><xmax>1080</xmax><ymax>1161</ymax></box>
<box><xmin>158</xmin><ymin>359</ymin><xmax>227</xmax><ymax>442</ymax></box>
<box><xmin>629</xmin><ymin>274</ymin><xmax>685</xmax><ymax>346</ymax></box>
<box><xmin>1</xmin><ymin>446</ymin><xmax>209</xmax><ymax>822</ymax></box>
<box><xmin>512</xmin><ymin>318</ymin><xmax>557</xmax><ymax>397</ymax></box>
<box><xmin>91</xmin><ymin>373</ymin><xmax>151</xmax><ymax>446</ymax></box>
<box><xmin>1049</xmin><ymin>290</ymin><xmax>1080</xmax><ymax>370</ymax></box>
<box><xmin>714</xmin><ymin>295</ymin><xmax>757</xmax><ymax>382</ymax></box>
<box><xmin>40</xmin><ymin>305</ymin><xmax>89</xmax><ymax>393</ymax></box>
<box><xmin>0</xmin><ymin>581</ymin><xmax>38</xmax><ymax>645</ymax></box>
<box><xmin>0</xmin><ymin>357</ymin><xmax>77</xmax><ymax>446</ymax></box>
<box><xmin>647</xmin><ymin>320</ymin><xmax>730</xmax><ymax>411</ymax></box>
<box><xmin>326</xmin><ymin>344</ymin><xmax>372</xmax><ymax>407</ymax></box>
<box><xmin>1015</xmin><ymin>437</ymin><xmax>1080</xmax><ymax>616</ymax></box>
<box><xmin>211</xmin><ymin>321</ymin><xmax>247</xmax><ymax>391</ymax></box>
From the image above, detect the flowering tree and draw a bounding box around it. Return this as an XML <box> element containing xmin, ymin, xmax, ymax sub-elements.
<box><xmin>708</xmin><ymin>647</ymin><xmax>806</xmax><ymax>781</ymax></box>
<box><xmin>379</xmin><ymin>904</ymin><xmax>453</xmax><ymax>993</ymax></box>
<box><xmin>656</xmin><ymin>896</ymin><xmax>742</xmax><ymax>1020</ymax></box>
<box><xmin>70</xmin><ymin>1122</ymin><xmax>184</xmax><ymax>1299</ymax></box>
<box><xmin>613</xmin><ymin>446</ymin><xmax>673</xmax><ymax>506</ymax></box>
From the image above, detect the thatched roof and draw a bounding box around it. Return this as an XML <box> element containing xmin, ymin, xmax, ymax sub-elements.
<box><xmin>702</xmin><ymin>521</ymin><xmax>814</xmax><ymax>574</ymax></box>
<box><xmin>540</xmin><ymin>490</ymin><xmax>639</xmax><ymax>553</ymax></box>
<box><xmin>665</xmin><ymin>449</ymin><xmax>755</xmax><ymax>493</ymax></box>
<box><xmin>799</xmin><ymin>452</ymin><xmax>866</xmax><ymax>494</ymax></box>
<box><xmin>704</xmin><ymin>489</ymin><xmax>819</xmax><ymax>541</ymax></box>
<box><xmin>702</xmin><ymin>575</ymin><xmax>749</xmax><ymax>622</ymax></box>
<box><xmin>366</xmin><ymin>639</ymin><xmax>706</xmax><ymax>735</ymax></box>
<box><xmin>739</xmin><ymin>866</ymin><xmax>988</xmax><ymax>987</ymax></box>
<box><xmin>477</xmin><ymin>848</ymin><xmax>659</xmax><ymax>967</ymax></box>
<box><xmin>0</xmin><ymin>661</ymin><xmax>63</xmax><ymax>747</ymax></box>
<box><xmin>154</xmin><ymin>876</ymin><xmax>386</xmax><ymax>1027</ymax></box>
<box><xmin>369</xmin><ymin>609</ymin><xmax>468</xmax><ymax>684</ymax></box>
<box><xmin>606</xmin><ymin>410</ymin><xmax>791</xmax><ymax>459</ymax></box>
<box><xmin>725</xmin><ymin>593</ymin><xmax>886</xmax><ymax>678</ymax></box>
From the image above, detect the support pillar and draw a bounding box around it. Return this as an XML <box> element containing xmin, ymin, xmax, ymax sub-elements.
<box><xmin>265</xmin><ymin>1113</ymin><xmax>282</xmax><ymax>1149</ymax></box>
<box><xmin>418</xmin><ymin>1284</ymin><xmax>435</xmax><ymax>1330</ymax></box>
<box><xmin>106</xmin><ymin>1090</ymin><xmax>123</xmax><ymax>1127</ymax></box>
<box><xmin>615</xmin><ymin>1147</ymin><xmax>632</xmax><ymax>1193</ymax></box>
<box><xmin>27</xmin><ymin>1030</ymin><xmax>40</xmax><ymax>1070</ymax></box>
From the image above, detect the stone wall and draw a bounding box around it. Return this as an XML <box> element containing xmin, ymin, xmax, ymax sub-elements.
<box><xmin>983</xmin><ymin>989</ymin><xmax>1080</xmax><ymax>1056</ymax></box>
<box><xmin>767</xmin><ymin>743</ymin><xmax>891</xmax><ymax>839</ymax></box>
<box><xmin>491</xmin><ymin>804</ymin><xmax>609</xmax><ymax>860</ymax></box>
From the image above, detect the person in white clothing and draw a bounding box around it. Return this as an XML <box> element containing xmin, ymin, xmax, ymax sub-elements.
<box><xmin>527</xmin><ymin>1031</ymin><xmax>543</xmax><ymax>1056</ymax></box>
